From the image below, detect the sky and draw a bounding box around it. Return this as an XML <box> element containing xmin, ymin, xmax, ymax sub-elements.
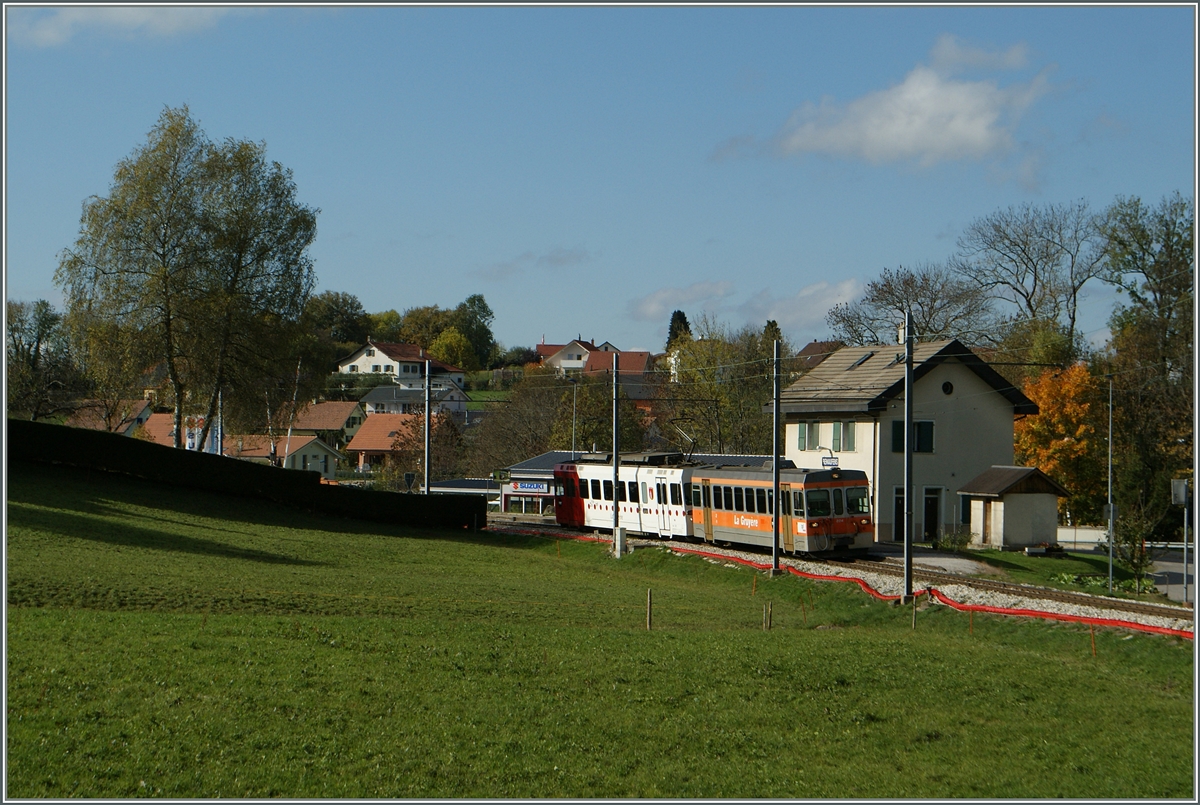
<box><xmin>4</xmin><ymin>4</ymin><xmax>1195</xmax><ymax>354</ymax></box>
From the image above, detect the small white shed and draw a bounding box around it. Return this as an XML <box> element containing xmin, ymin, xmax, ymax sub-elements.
<box><xmin>958</xmin><ymin>466</ymin><xmax>1067</xmax><ymax>549</ymax></box>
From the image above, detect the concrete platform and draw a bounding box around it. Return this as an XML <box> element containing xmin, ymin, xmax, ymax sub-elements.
<box><xmin>867</xmin><ymin>543</ymin><xmax>1001</xmax><ymax>576</ymax></box>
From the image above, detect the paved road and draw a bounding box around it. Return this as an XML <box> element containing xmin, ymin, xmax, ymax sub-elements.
<box><xmin>1149</xmin><ymin>548</ymin><xmax>1196</xmax><ymax>606</ymax></box>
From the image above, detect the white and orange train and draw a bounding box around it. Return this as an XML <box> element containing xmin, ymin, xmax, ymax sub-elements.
<box><xmin>553</xmin><ymin>452</ymin><xmax>874</xmax><ymax>554</ymax></box>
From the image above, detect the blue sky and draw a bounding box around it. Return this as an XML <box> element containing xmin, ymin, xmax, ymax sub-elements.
<box><xmin>4</xmin><ymin>5</ymin><xmax>1195</xmax><ymax>353</ymax></box>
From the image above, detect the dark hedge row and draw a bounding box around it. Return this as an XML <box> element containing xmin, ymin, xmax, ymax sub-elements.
<box><xmin>7</xmin><ymin>419</ymin><xmax>486</xmax><ymax>531</ymax></box>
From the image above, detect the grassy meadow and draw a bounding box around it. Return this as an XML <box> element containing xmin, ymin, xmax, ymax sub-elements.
<box><xmin>5</xmin><ymin>459</ymin><xmax>1195</xmax><ymax>798</ymax></box>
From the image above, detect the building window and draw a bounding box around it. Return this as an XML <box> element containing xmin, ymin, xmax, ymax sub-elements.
<box><xmin>366</xmin><ymin>348</ymin><xmax>375</xmax><ymax>357</ymax></box>
<box><xmin>349</xmin><ymin>365</ymin><xmax>358</xmax><ymax>372</ymax></box>
<box><xmin>797</xmin><ymin>421</ymin><xmax>820</xmax><ymax>451</ymax></box>
<box><xmin>833</xmin><ymin>422</ymin><xmax>856</xmax><ymax>452</ymax></box>
<box><xmin>891</xmin><ymin>420</ymin><xmax>934</xmax><ymax>453</ymax></box>
<box><xmin>384</xmin><ymin>365</ymin><xmax>393</xmax><ymax>373</ymax></box>
<box><xmin>302</xmin><ymin>455</ymin><xmax>309</xmax><ymax>470</ymax></box>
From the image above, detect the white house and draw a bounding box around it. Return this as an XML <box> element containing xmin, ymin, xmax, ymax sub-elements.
<box><xmin>336</xmin><ymin>341</ymin><xmax>465</xmax><ymax>390</ymax></box>
<box><xmin>772</xmin><ymin>340</ymin><xmax>1038</xmax><ymax>543</ymax></box>
<box><xmin>358</xmin><ymin>384</ymin><xmax>469</xmax><ymax>419</ymax></box>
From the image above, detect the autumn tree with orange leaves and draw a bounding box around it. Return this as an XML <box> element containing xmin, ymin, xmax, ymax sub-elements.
<box><xmin>1014</xmin><ymin>363</ymin><xmax>1107</xmax><ymax>525</ymax></box>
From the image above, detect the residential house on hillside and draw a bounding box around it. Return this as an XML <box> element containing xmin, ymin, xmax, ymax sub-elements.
<box><xmin>581</xmin><ymin>350</ymin><xmax>659</xmax><ymax>403</ymax></box>
<box><xmin>536</xmin><ymin>339</ymin><xmax>597</xmax><ymax>374</ymax></box>
<box><xmin>359</xmin><ymin>385</ymin><xmax>469</xmax><ymax>420</ymax></box>
<box><xmin>771</xmin><ymin>339</ymin><xmax>1037</xmax><ymax>543</ymax></box>
<box><xmin>343</xmin><ymin>413</ymin><xmax>423</xmax><ymax>472</ymax></box>
<box><xmin>134</xmin><ymin>412</ymin><xmax>225</xmax><ymax>453</ymax></box>
<box><xmin>227</xmin><ymin>433</ymin><xmax>344</xmax><ymax>480</ymax></box>
<box><xmin>336</xmin><ymin>341</ymin><xmax>465</xmax><ymax>390</ymax></box>
<box><xmin>65</xmin><ymin>399</ymin><xmax>152</xmax><ymax>436</ymax></box>
<box><xmin>795</xmin><ymin>340</ymin><xmax>843</xmax><ymax>372</ymax></box>
<box><xmin>288</xmin><ymin>401</ymin><xmax>366</xmax><ymax>450</ymax></box>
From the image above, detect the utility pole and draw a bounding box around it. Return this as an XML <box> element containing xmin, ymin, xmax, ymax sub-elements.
<box><xmin>903</xmin><ymin>310</ymin><xmax>914</xmax><ymax>601</ymax></box>
<box><xmin>772</xmin><ymin>339</ymin><xmax>781</xmax><ymax>574</ymax></box>
<box><xmin>424</xmin><ymin>359</ymin><xmax>431</xmax><ymax>495</ymax></box>
<box><xmin>612</xmin><ymin>352</ymin><xmax>622</xmax><ymax>555</ymax></box>
<box><xmin>1107</xmin><ymin>374</ymin><xmax>1113</xmax><ymax>592</ymax></box>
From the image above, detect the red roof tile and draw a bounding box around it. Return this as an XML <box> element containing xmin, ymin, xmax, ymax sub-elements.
<box><xmin>65</xmin><ymin>399</ymin><xmax>150</xmax><ymax>433</ymax></box>
<box><xmin>370</xmin><ymin>342</ymin><xmax>463</xmax><ymax>374</ymax></box>
<box><xmin>291</xmin><ymin>401</ymin><xmax>362</xmax><ymax>431</ymax></box>
<box><xmin>344</xmin><ymin>413</ymin><xmax>422</xmax><ymax>453</ymax></box>
<box><xmin>583</xmin><ymin>350</ymin><xmax>652</xmax><ymax>376</ymax></box>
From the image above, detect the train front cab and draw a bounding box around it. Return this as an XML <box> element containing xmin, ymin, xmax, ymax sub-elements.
<box><xmin>789</xmin><ymin>476</ymin><xmax>873</xmax><ymax>553</ymax></box>
<box><xmin>553</xmin><ymin>464</ymin><xmax>586</xmax><ymax>528</ymax></box>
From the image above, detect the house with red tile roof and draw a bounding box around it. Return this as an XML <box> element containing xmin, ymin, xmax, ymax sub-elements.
<box><xmin>226</xmin><ymin>433</ymin><xmax>344</xmax><ymax>480</ymax></box>
<box><xmin>133</xmin><ymin>412</ymin><xmax>225</xmax><ymax>452</ymax></box>
<box><xmin>64</xmin><ymin>399</ymin><xmax>151</xmax><ymax>436</ymax></box>
<box><xmin>335</xmin><ymin>341</ymin><xmax>465</xmax><ymax>390</ymax></box>
<box><xmin>343</xmin><ymin>413</ymin><xmax>423</xmax><ymax>471</ymax></box>
<box><xmin>288</xmin><ymin>400</ymin><xmax>366</xmax><ymax>450</ymax></box>
<box><xmin>581</xmin><ymin>350</ymin><xmax>659</xmax><ymax>401</ymax></box>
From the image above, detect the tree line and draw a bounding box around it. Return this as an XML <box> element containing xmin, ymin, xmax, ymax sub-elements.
<box><xmin>5</xmin><ymin>106</ymin><xmax>1192</xmax><ymax>558</ymax></box>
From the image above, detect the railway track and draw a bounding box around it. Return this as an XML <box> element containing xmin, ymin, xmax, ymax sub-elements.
<box><xmin>840</xmin><ymin>557</ymin><xmax>1194</xmax><ymax>620</ymax></box>
<box><xmin>490</xmin><ymin>520</ymin><xmax>1194</xmax><ymax>621</ymax></box>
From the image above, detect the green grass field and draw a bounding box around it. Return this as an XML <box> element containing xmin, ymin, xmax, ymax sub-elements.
<box><xmin>466</xmin><ymin>390</ymin><xmax>511</xmax><ymax>411</ymax></box>
<box><xmin>6</xmin><ymin>460</ymin><xmax>1194</xmax><ymax>798</ymax></box>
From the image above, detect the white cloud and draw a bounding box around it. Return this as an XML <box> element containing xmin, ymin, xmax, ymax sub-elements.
<box><xmin>735</xmin><ymin>279</ymin><xmax>861</xmax><ymax>336</ymax></box>
<box><xmin>773</xmin><ymin>36</ymin><xmax>1051</xmax><ymax>168</ymax></box>
<box><xmin>474</xmin><ymin>247</ymin><xmax>590</xmax><ymax>281</ymax></box>
<box><xmin>7</xmin><ymin>7</ymin><xmax>246</xmax><ymax>47</ymax></box>
<box><xmin>627</xmin><ymin>281</ymin><xmax>735</xmax><ymax>322</ymax></box>
<box><xmin>929</xmin><ymin>34</ymin><xmax>1028</xmax><ymax>74</ymax></box>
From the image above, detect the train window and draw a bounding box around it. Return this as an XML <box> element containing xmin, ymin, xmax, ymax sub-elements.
<box><xmin>847</xmin><ymin>487</ymin><xmax>870</xmax><ymax>514</ymax></box>
<box><xmin>603</xmin><ymin>480</ymin><xmax>614</xmax><ymax>501</ymax></box>
<box><xmin>615</xmin><ymin>481</ymin><xmax>626</xmax><ymax>502</ymax></box>
<box><xmin>563</xmin><ymin>478</ymin><xmax>574</xmax><ymax>498</ymax></box>
<box><xmin>670</xmin><ymin>484</ymin><xmax>682</xmax><ymax>506</ymax></box>
<box><xmin>555</xmin><ymin>482</ymin><xmax>565</xmax><ymax>497</ymax></box>
<box><xmin>591</xmin><ymin>479</ymin><xmax>602</xmax><ymax>499</ymax></box>
<box><xmin>702</xmin><ymin>484</ymin><xmax>710</xmax><ymax>508</ymax></box>
<box><xmin>712</xmin><ymin>487</ymin><xmax>723</xmax><ymax>510</ymax></box>
<box><xmin>780</xmin><ymin>490</ymin><xmax>790</xmax><ymax>516</ymax></box>
<box><xmin>793</xmin><ymin>490</ymin><xmax>805</xmax><ymax>515</ymax></box>
<box><xmin>690</xmin><ymin>484</ymin><xmax>701</xmax><ymax>507</ymax></box>
<box><xmin>578</xmin><ymin>479</ymin><xmax>589</xmax><ymax>499</ymax></box>
<box><xmin>733</xmin><ymin>487</ymin><xmax>744</xmax><ymax>512</ymax></box>
<box><xmin>832</xmin><ymin>488</ymin><xmax>844</xmax><ymax>515</ymax></box>
<box><xmin>767</xmin><ymin>489</ymin><xmax>774</xmax><ymax>514</ymax></box>
<box><xmin>641</xmin><ymin>482</ymin><xmax>648</xmax><ymax>503</ymax></box>
<box><xmin>722</xmin><ymin>486</ymin><xmax>733</xmax><ymax>510</ymax></box>
<box><xmin>755</xmin><ymin>488</ymin><xmax>767</xmax><ymax>514</ymax></box>
<box><xmin>628</xmin><ymin>482</ymin><xmax>639</xmax><ymax>503</ymax></box>
<box><xmin>807</xmin><ymin>489</ymin><xmax>831</xmax><ymax>517</ymax></box>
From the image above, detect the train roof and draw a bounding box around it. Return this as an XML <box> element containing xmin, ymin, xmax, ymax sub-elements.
<box><xmin>556</xmin><ymin>454</ymin><xmax>866</xmax><ymax>483</ymax></box>
<box><xmin>564</xmin><ymin>450</ymin><xmax>787</xmax><ymax>469</ymax></box>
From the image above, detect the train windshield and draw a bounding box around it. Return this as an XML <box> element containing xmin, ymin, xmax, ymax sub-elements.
<box><xmin>846</xmin><ymin>486</ymin><xmax>870</xmax><ymax>515</ymax></box>
<box><xmin>806</xmin><ymin>489</ymin><xmax>831</xmax><ymax>517</ymax></box>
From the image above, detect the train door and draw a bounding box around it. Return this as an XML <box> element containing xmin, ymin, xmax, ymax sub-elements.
<box><xmin>655</xmin><ymin>475</ymin><xmax>671</xmax><ymax>538</ymax></box>
<box><xmin>780</xmin><ymin>483</ymin><xmax>795</xmax><ymax>552</ymax></box>
<box><xmin>700</xmin><ymin>479</ymin><xmax>714</xmax><ymax>542</ymax></box>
